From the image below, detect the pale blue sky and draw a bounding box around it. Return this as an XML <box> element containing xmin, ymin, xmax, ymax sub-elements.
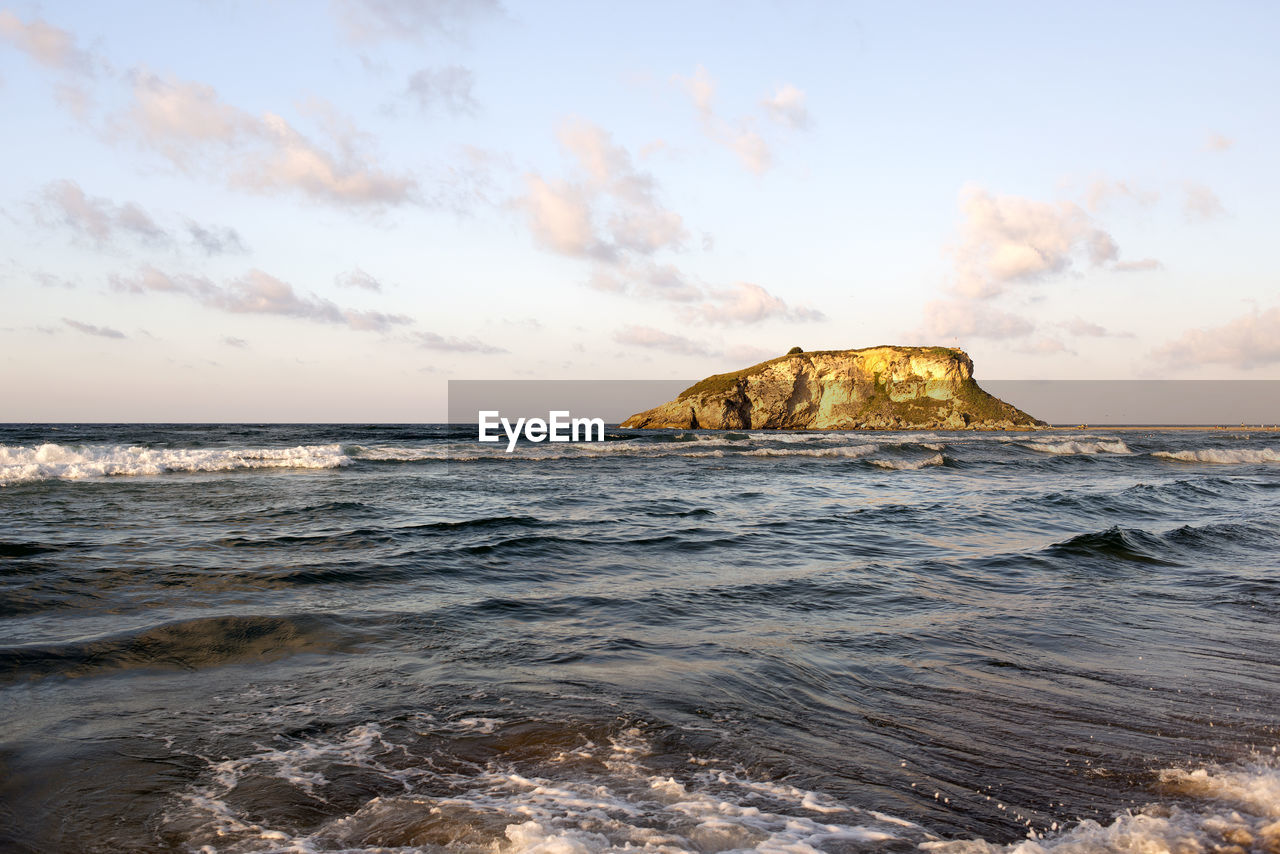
<box><xmin>1</xmin><ymin>0</ymin><xmax>1276</xmax><ymax>420</ymax></box>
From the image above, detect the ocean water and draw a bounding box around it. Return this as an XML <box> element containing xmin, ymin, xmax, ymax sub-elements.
<box><xmin>1</xmin><ymin>424</ymin><xmax>1279</xmax><ymax>854</ymax></box>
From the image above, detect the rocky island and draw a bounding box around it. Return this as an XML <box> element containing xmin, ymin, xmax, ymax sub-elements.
<box><xmin>621</xmin><ymin>346</ymin><xmax>1045</xmax><ymax>430</ymax></box>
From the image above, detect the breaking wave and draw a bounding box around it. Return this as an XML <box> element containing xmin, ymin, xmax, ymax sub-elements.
<box><xmin>0</xmin><ymin>442</ymin><xmax>351</xmax><ymax>482</ymax></box>
<box><xmin>1022</xmin><ymin>440</ymin><xmax>1132</xmax><ymax>456</ymax></box>
<box><xmin>925</xmin><ymin>760</ymin><xmax>1280</xmax><ymax>854</ymax></box>
<box><xmin>1153</xmin><ymin>447</ymin><xmax>1280</xmax><ymax>464</ymax></box>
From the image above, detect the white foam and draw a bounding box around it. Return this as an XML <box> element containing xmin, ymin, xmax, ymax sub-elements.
<box><xmin>870</xmin><ymin>453</ymin><xmax>946</xmax><ymax>470</ymax></box>
<box><xmin>743</xmin><ymin>444</ymin><xmax>879</xmax><ymax>458</ymax></box>
<box><xmin>1022</xmin><ymin>440</ymin><xmax>1131</xmax><ymax>456</ymax></box>
<box><xmin>1154</xmin><ymin>448</ymin><xmax>1280</xmax><ymax>464</ymax></box>
<box><xmin>0</xmin><ymin>442</ymin><xmax>350</xmax><ymax>483</ymax></box>
<box><xmin>923</xmin><ymin>761</ymin><xmax>1280</xmax><ymax>854</ymax></box>
<box><xmin>165</xmin><ymin>725</ymin><xmax>914</xmax><ymax>853</ymax></box>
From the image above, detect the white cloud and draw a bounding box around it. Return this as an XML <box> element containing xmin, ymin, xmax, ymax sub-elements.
<box><xmin>1082</xmin><ymin>176</ymin><xmax>1159</xmax><ymax>212</ymax></box>
<box><xmin>35</xmin><ymin>180</ymin><xmax>166</xmax><ymax>245</ymax></box>
<box><xmin>120</xmin><ymin>72</ymin><xmax>417</xmax><ymax>208</ymax></box>
<box><xmin>405</xmin><ymin>65</ymin><xmax>477</xmax><ymax>115</ymax></box>
<box><xmin>336</xmin><ymin>268</ymin><xmax>383</xmax><ymax>291</ymax></box>
<box><xmin>614</xmin><ymin>325</ymin><xmax>711</xmax><ymax>356</ymax></box>
<box><xmin>0</xmin><ymin>11</ymin><xmax>95</xmax><ymax>74</ymax></box>
<box><xmin>413</xmin><ymin>330</ymin><xmax>506</xmax><ymax>353</ymax></box>
<box><xmin>587</xmin><ymin>261</ymin><xmax>701</xmax><ymax>303</ymax></box>
<box><xmin>34</xmin><ymin>180</ymin><xmax>246</xmax><ymax>254</ymax></box>
<box><xmin>724</xmin><ymin>344</ymin><xmax>780</xmax><ymax>364</ymax></box>
<box><xmin>761</xmin><ymin>84</ymin><xmax>811</xmax><ymax>130</ymax></box>
<box><xmin>692</xmin><ymin>282</ymin><xmax>824</xmax><ymax>325</ymax></box>
<box><xmin>1184</xmin><ymin>182</ymin><xmax>1225</xmax><ymax>221</ymax></box>
<box><xmin>952</xmin><ymin>186</ymin><xmax>1122</xmax><ymax>298</ymax></box>
<box><xmin>332</xmin><ymin>0</ymin><xmax>500</xmax><ymax>42</ymax></box>
<box><xmin>521</xmin><ymin>175</ymin><xmax>605</xmax><ymax>258</ymax></box>
<box><xmin>1058</xmin><ymin>317</ymin><xmax>1133</xmax><ymax>339</ymax></box>
<box><xmin>916</xmin><ymin>300</ymin><xmax>1035</xmax><ymax>341</ymax></box>
<box><xmin>521</xmin><ymin>117</ymin><xmax>823</xmax><ymax>324</ymax></box>
<box><xmin>519</xmin><ymin>118</ymin><xmax>687</xmax><ymax>261</ymax></box>
<box><xmin>675</xmin><ymin>65</ymin><xmax>716</xmax><ymax>120</ymax></box>
<box><xmin>1153</xmin><ymin>306</ymin><xmax>1280</xmax><ymax>369</ymax></box>
<box><xmin>1017</xmin><ymin>337</ymin><xmax>1073</xmax><ymax>356</ymax></box>
<box><xmin>187</xmin><ymin>221</ymin><xmax>247</xmax><ymax>255</ymax></box>
<box><xmin>1204</xmin><ymin>133</ymin><xmax>1233</xmax><ymax>152</ymax></box>
<box><xmin>1112</xmin><ymin>258</ymin><xmax>1163</xmax><ymax>273</ymax></box>
<box><xmin>673</xmin><ymin>65</ymin><xmax>799</xmax><ymax>175</ymax></box>
<box><xmin>64</xmin><ymin>318</ymin><xmax>125</xmax><ymax>339</ymax></box>
<box><xmin>111</xmin><ymin>265</ymin><xmax>413</xmax><ymax>333</ymax></box>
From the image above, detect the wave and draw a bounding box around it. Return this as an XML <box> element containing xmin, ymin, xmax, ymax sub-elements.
<box><xmin>0</xmin><ymin>613</ymin><xmax>357</xmax><ymax>680</ymax></box>
<box><xmin>1022</xmin><ymin>439</ymin><xmax>1131</xmax><ymax>456</ymax></box>
<box><xmin>871</xmin><ymin>453</ymin><xmax>946</xmax><ymax>470</ymax></box>
<box><xmin>165</xmin><ymin>724</ymin><xmax>917</xmax><ymax>853</ymax></box>
<box><xmin>925</xmin><ymin>761</ymin><xmax>1280</xmax><ymax>854</ymax></box>
<box><xmin>1154</xmin><ymin>447</ymin><xmax>1280</xmax><ymax>464</ymax></box>
<box><xmin>0</xmin><ymin>442</ymin><xmax>350</xmax><ymax>482</ymax></box>
<box><xmin>161</xmin><ymin>717</ymin><xmax>1280</xmax><ymax>854</ymax></box>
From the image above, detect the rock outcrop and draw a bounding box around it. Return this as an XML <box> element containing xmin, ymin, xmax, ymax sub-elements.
<box><xmin>621</xmin><ymin>346</ymin><xmax>1044</xmax><ymax>430</ymax></box>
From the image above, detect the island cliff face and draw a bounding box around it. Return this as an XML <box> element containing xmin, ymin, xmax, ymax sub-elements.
<box><xmin>620</xmin><ymin>346</ymin><xmax>1044</xmax><ymax>430</ymax></box>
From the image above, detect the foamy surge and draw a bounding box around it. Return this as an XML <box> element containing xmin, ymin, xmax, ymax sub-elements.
<box><xmin>924</xmin><ymin>761</ymin><xmax>1280</xmax><ymax>854</ymax></box>
<box><xmin>1154</xmin><ymin>448</ymin><xmax>1280</xmax><ymax>464</ymax></box>
<box><xmin>1022</xmin><ymin>440</ymin><xmax>1131</xmax><ymax>456</ymax></box>
<box><xmin>871</xmin><ymin>453</ymin><xmax>947</xmax><ymax>470</ymax></box>
<box><xmin>167</xmin><ymin>725</ymin><xmax>916</xmax><ymax>853</ymax></box>
<box><xmin>0</xmin><ymin>443</ymin><xmax>350</xmax><ymax>482</ymax></box>
<box><xmin>165</xmin><ymin>723</ymin><xmax>1280</xmax><ymax>854</ymax></box>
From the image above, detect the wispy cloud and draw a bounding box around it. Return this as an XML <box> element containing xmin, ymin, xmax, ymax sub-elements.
<box><xmin>915</xmin><ymin>300</ymin><xmax>1035</xmax><ymax>341</ymax></box>
<box><xmin>614</xmin><ymin>325</ymin><xmax>712</xmax><ymax>356</ymax></box>
<box><xmin>35</xmin><ymin>180</ymin><xmax>166</xmax><ymax>245</ymax></box>
<box><xmin>412</xmin><ymin>330</ymin><xmax>506</xmax><ymax>353</ymax></box>
<box><xmin>1112</xmin><ymin>258</ymin><xmax>1163</xmax><ymax>273</ymax></box>
<box><xmin>33</xmin><ymin>180</ymin><xmax>247</xmax><ymax>254</ymax></box>
<box><xmin>952</xmin><ymin>186</ymin><xmax>1123</xmax><ymax>298</ymax></box>
<box><xmin>64</xmin><ymin>318</ymin><xmax>125</xmax><ymax>339</ymax></box>
<box><xmin>1183</xmin><ymin>182</ymin><xmax>1225</xmax><ymax>221</ymax></box>
<box><xmin>331</xmin><ymin>0</ymin><xmax>501</xmax><ymax>43</ymax></box>
<box><xmin>520</xmin><ymin>118</ymin><xmax>688</xmax><ymax>262</ymax></box>
<box><xmin>336</xmin><ymin>268</ymin><xmax>383</xmax><ymax>291</ymax></box>
<box><xmin>119</xmin><ymin>72</ymin><xmax>417</xmax><ymax>209</ymax></box>
<box><xmin>406</xmin><ymin>66</ymin><xmax>477</xmax><ymax>115</ymax></box>
<box><xmin>673</xmin><ymin>66</ymin><xmax>811</xmax><ymax>175</ymax></box>
<box><xmin>761</xmin><ymin>84</ymin><xmax>811</xmax><ymax>130</ymax></box>
<box><xmin>0</xmin><ymin>11</ymin><xmax>97</xmax><ymax>74</ymax></box>
<box><xmin>110</xmin><ymin>265</ymin><xmax>413</xmax><ymax>332</ymax></box>
<box><xmin>1204</xmin><ymin>132</ymin><xmax>1233</xmax><ymax>152</ymax></box>
<box><xmin>1153</xmin><ymin>306</ymin><xmax>1280</xmax><ymax>369</ymax></box>
<box><xmin>520</xmin><ymin>117</ymin><xmax>822</xmax><ymax>325</ymax></box>
<box><xmin>221</xmin><ymin>336</ymin><xmax>248</xmax><ymax>348</ymax></box>
<box><xmin>690</xmin><ymin>282</ymin><xmax>824</xmax><ymax>325</ymax></box>
<box><xmin>1059</xmin><ymin>317</ymin><xmax>1133</xmax><ymax>338</ymax></box>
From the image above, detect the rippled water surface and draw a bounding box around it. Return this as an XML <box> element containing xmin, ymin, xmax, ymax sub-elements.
<box><xmin>1</xmin><ymin>424</ymin><xmax>1279</xmax><ymax>853</ymax></box>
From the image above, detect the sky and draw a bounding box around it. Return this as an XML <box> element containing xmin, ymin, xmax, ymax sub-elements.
<box><xmin>1</xmin><ymin>0</ymin><xmax>1277</xmax><ymax>421</ymax></box>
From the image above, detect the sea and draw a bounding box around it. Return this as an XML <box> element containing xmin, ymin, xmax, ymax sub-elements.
<box><xmin>1</xmin><ymin>423</ymin><xmax>1278</xmax><ymax>854</ymax></box>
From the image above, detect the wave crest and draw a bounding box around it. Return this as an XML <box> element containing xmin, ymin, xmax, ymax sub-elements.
<box><xmin>0</xmin><ymin>443</ymin><xmax>350</xmax><ymax>482</ymax></box>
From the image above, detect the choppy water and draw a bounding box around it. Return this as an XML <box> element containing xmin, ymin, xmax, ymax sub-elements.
<box><xmin>1</xmin><ymin>424</ymin><xmax>1278</xmax><ymax>854</ymax></box>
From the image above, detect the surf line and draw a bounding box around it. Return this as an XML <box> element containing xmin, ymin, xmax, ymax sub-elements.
<box><xmin>478</xmin><ymin>410</ymin><xmax>606</xmax><ymax>453</ymax></box>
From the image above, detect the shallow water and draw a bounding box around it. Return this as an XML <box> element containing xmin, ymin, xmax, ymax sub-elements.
<box><xmin>1</xmin><ymin>424</ymin><xmax>1278</xmax><ymax>853</ymax></box>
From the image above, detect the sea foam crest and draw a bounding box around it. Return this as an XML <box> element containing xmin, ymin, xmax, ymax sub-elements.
<box><xmin>1154</xmin><ymin>447</ymin><xmax>1280</xmax><ymax>464</ymax></box>
<box><xmin>923</xmin><ymin>760</ymin><xmax>1280</xmax><ymax>854</ymax></box>
<box><xmin>167</xmin><ymin>724</ymin><xmax>915</xmax><ymax>853</ymax></box>
<box><xmin>871</xmin><ymin>453</ymin><xmax>946</xmax><ymax>470</ymax></box>
<box><xmin>0</xmin><ymin>442</ymin><xmax>349</xmax><ymax>483</ymax></box>
<box><xmin>1022</xmin><ymin>439</ymin><xmax>1131</xmax><ymax>456</ymax></box>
